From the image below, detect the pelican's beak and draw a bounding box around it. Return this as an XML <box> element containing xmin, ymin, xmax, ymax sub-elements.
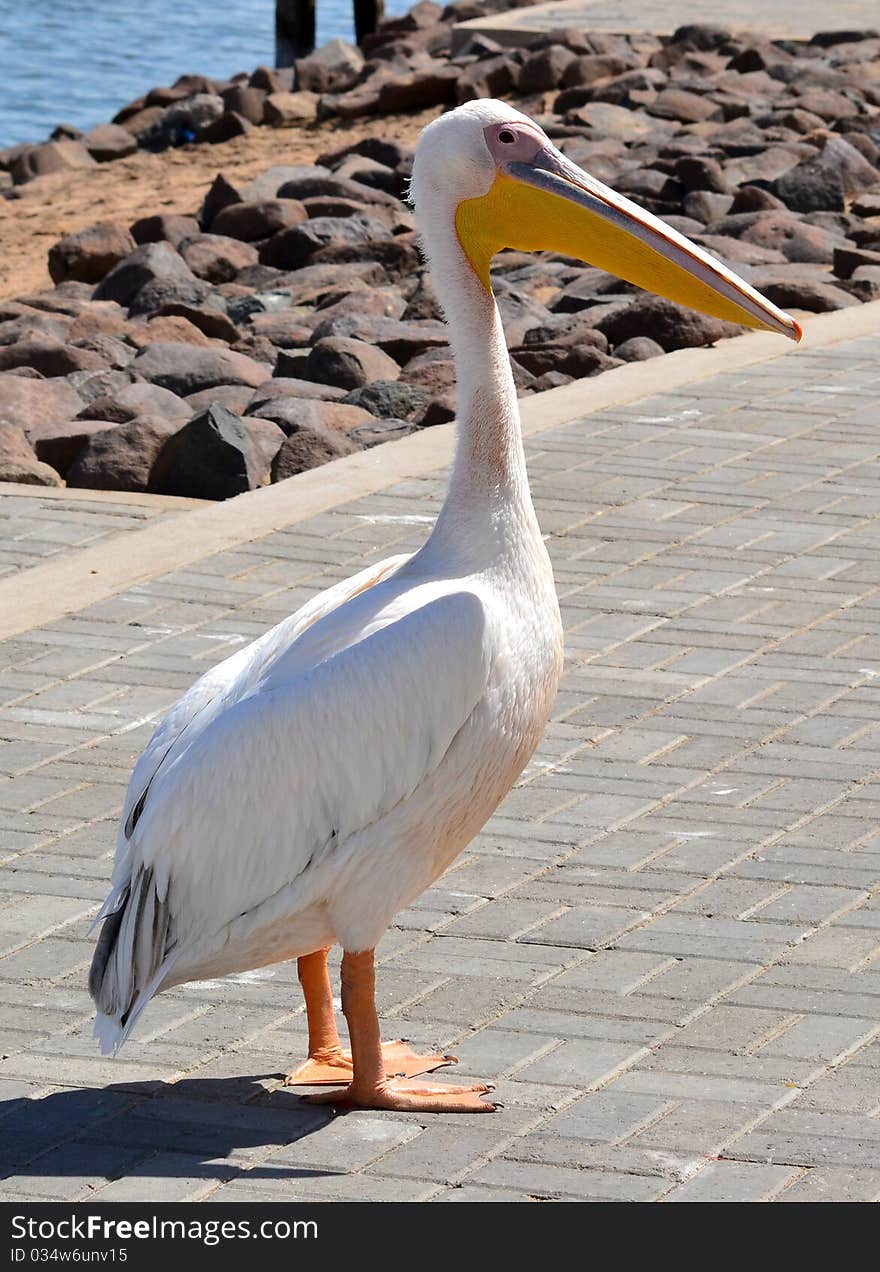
<box><xmin>456</xmin><ymin>124</ymin><xmax>802</xmax><ymax>341</ymax></box>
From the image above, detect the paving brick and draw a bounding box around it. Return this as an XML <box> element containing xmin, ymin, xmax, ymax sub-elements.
<box><xmin>4</xmin><ymin>328</ymin><xmax>880</xmax><ymax>1201</ymax></box>
<box><xmin>664</xmin><ymin>1160</ymin><xmax>798</xmax><ymax>1201</ymax></box>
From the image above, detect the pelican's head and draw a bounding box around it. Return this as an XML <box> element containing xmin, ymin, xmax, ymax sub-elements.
<box><xmin>410</xmin><ymin>100</ymin><xmax>801</xmax><ymax>342</ymax></box>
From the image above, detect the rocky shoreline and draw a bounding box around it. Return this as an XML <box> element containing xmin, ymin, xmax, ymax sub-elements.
<box><xmin>1</xmin><ymin>6</ymin><xmax>879</xmax><ymax>497</ymax></box>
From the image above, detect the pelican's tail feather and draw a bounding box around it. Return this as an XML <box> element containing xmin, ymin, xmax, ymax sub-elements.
<box><xmin>89</xmin><ymin>867</ymin><xmax>172</xmax><ymax>1054</ymax></box>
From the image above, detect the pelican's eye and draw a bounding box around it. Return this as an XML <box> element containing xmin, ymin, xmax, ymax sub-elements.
<box><xmin>498</xmin><ymin>129</ymin><xmax>516</xmax><ymax>144</ymax></box>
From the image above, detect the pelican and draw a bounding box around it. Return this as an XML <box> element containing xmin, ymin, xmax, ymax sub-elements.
<box><xmin>89</xmin><ymin>100</ymin><xmax>800</xmax><ymax>1113</ymax></box>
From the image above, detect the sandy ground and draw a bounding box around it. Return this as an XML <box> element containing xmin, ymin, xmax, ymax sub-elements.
<box><xmin>0</xmin><ymin>111</ymin><xmax>437</xmax><ymax>303</ymax></box>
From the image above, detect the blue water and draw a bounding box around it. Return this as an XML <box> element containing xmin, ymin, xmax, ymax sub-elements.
<box><xmin>0</xmin><ymin>0</ymin><xmax>410</xmax><ymax>148</ymax></box>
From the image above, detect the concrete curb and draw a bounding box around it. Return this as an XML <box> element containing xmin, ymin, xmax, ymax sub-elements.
<box><xmin>2</xmin><ymin>300</ymin><xmax>878</xmax><ymax>641</ymax></box>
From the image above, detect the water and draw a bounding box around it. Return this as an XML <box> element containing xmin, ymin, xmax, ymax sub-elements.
<box><xmin>0</xmin><ymin>0</ymin><xmax>410</xmax><ymax>148</ymax></box>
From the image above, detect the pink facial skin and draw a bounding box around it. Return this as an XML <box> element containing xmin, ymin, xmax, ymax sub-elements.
<box><xmin>482</xmin><ymin>121</ymin><xmax>547</xmax><ymax>168</ymax></box>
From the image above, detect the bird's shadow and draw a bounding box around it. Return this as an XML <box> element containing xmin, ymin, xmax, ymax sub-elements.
<box><xmin>0</xmin><ymin>1071</ymin><xmax>347</xmax><ymax>1187</ymax></box>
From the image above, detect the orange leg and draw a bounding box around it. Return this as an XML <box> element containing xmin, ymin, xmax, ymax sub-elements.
<box><xmin>284</xmin><ymin>947</ymin><xmax>458</xmax><ymax>1087</ymax></box>
<box><xmin>301</xmin><ymin>949</ymin><xmax>496</xmax><ymax>1112</ymax></box>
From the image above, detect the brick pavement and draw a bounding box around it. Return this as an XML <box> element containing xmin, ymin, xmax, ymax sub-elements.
<box><xmin>0</xmin><ymin>487</ymin><xmax>198</xmax><ymax>580</ymax></box>
<box><xmin>453</xmin><ymin>0</ymin><xmax>877</xmax><ymax>49</ymax></box>
<box><xmin>1</xmin><ymin>329</ymin><xmax>880</xmax><ymax>1202</ymax></box>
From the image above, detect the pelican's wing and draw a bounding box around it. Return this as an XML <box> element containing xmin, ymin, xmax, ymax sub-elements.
<box><xmin>91</xmin><ymin>589</ymin><xmax>491</xmax><ymax>1047</ymax></box>
<box><xmin>116</xmin><ymin>552</ymin><xmax>412</xmax><ymax>866</ymax></box>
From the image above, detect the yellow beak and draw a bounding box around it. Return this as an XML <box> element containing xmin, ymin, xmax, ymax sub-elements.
<box><xmin>455</xmin><ymin>145</ymin><xmax>802</xmax><ymax>342</ymax></box>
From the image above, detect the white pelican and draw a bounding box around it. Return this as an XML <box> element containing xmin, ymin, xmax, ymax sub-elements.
<box><xmin>90</xmin><ymin>100</ymin><xmax>800</xmax><ymax>1113</ymax></box>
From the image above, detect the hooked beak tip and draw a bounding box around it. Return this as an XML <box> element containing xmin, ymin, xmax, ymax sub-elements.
<box><xmin>791</xmin><ymin>319</ymin><xmax>804</xmax><ymax>344</ymax></box>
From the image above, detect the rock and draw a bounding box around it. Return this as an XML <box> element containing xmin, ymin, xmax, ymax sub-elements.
<box><xmin>772</xmin><ymin>161</ymin><xmax>845</xmax><ymax>213</ymax></box>
<box><xmin>340</xmin><ymin>380</ymin><xmax>431</xmax><ymax>420</ymax></box>
<box><xmin>349</xmin><ymin>417</ymin><xmax>416</xmax><ymax>447</ymax></box>
<box><xmin>276</xmin><ymin>172</ymin><xmax>398</xmax><ymax>207</ymax></box>
<box><xmin>132</xmin><ymin>342</ymin><xmax>267</xmax><ymax>394</ymax></box>
<box><xmin>210</xmin><ymin>199</ymin><xmax>308</xmax><ymax>241</ymax></box>
<box><xmin>647</xmin><ymin>88</ymin><xmax>722</xmax><ymax>123</ymax></box>
<box><xmin>519</xmin><ymin>45</ymin><xmax>575</xmax><ymax>94</ymax></box>
<box><xmin>199</xmin><ymin>111</ymin><xmax>253</xmax><ymax>144</ymax></box>
<box><xmin>263</xmin><ymin>91</ymin><xmax>319</xmax><ymax>125</ymax></box>
<box><xmin>0</xmin><ymin>371</ymin><xmax>82</xmax><ymax>429</ymax></box>
<box><xmin>185</xmin><ymin>385</ymin><xmax>255</xmax><ymax>414</ymax></box>
<box><xmin>10</xmin><ymin>139</ymin><xmax>96</xmax><ymax>185</ymax></box>
<box><xmin>68</xmin><ymin>368</ymin><xmax>136</xmax><ymax>407</ymax></box>
<box><xmin>595</xmin><ymin>295</ymin><xmax>739</xmax><ymax>350</ymax></box>
<box><xmin>242</xmin><ymin>416</ymin><xmax>285</xmax><ymax>482</ymax></box>
<box><xmin>304</xmin><ymin>337</ymin><xmax>400</xmax><ymax>390</ymax></box>
<box><xmin>250</xmin><ymin>377</ymin><xmax>345</xmax><ymax>405</ymax></box>
<box><xmin>164</xmin><ymin>92</ymin><xmax>225</xmax><ymax>137</ymax></box>
<box><xmin>675</xmin><ymin>155</ymin><xmax>731</xmax><ymax>194</ymax></box>
<box><xmin>94</xmin><ymin>241</ymin><xmax>195</xmax><ymax>307</ymax></box>
<box><xmin>117</xmin><ymin>105</ymin><xmax>167</xmax><ymax>141</ymax></box>
<box><xmin>817</xmin><ymin>136</ymin><xmax>880</xmax><ymax>197</ymax></box>
<box><xmin>851</xmin><ymin>190</ymin><xmax>880</xmax><ymax>218</ymax></box>
<box><xmin>220</xmin><ymin>85</ymin><xmax>267</xmax><ymax>125</ymax></box>
<box><xmin>127</xmin><ymin>314</ymin><xmax>214</xmax><ymax>347</ymax></box>
<box><xmin>308</xmin><ymin>315</ymin><xmax>447</xmax><ymax>364</ymax></box>
<box><xmin>154</xmin><ymin>301</ymin><xmax>239</xmax><ymax>342</ymax></box>
<box><xmin>180</xmin><ymin>234</ymin><xmax>259</xmax><ymax>283</ymax></box>
<box><xmin>684</xmin><ymin>190</ymin><xmax>734</xmax><ymax>223</ymax></box>
<box><xmin>419</xmin><ymin>393</ymin><xmax>456</xmax><ymax>427</ymax></box>
<box><xmin>66</xmin><ymin>414</ymin><xmax>180</xmax><ymax>491</ymax></box>
<box><xmin>375</xmin><ymin>65</ymin><xmax>459</xmax><ymax>113</ymax></box>
<box><xmin>832</xmin><ymin>246</ymin><xmax>880</xmax><ymax>279</ymax></box>
<box><xmin>71</xmin><ymin>332</ymin><xmax>134</xmax><ymax>369</ymax></box>
<box><xmin>0</xmin><ymin>336</ymin><xmax>107</xmax><ymax>377</ymax></box>
<box><xmin>82</xmin><ymin>381</ymin><xmax>190</xmax><ymax>423</ymax></box>
<box><xmin>246</xmin><ymin>311</ymin><xmax>312</xmax><ymax>347</ymax></box>
<box><xmin>128</xmin><ymin>275</ymin><xmax>211</xmax><ymax>317</ymax></box>
<box><xmin>794</xmin><ymin>88</ymin><xmax>859</xmax><ymax>122</ymax></box>
<box><xmin>0</xmin><ymin>422</ymin><xmax>62</xmax><ymax>485</ymax></box>
<box><xmin>613</xmin><ymin>336</ymin><xmax>665</xmax><ymax>360</ymax></box>
<box><xmin>305</xmin><ymin>36</ymin><xmax>364</xmax><ymax>75</ymax></box>
<box><xmin>248</xmin><ymin>396</ymin><xmax>371</xmax><ymax>435</ymax></box>
<box><xmin>130</xmin><ymin>214</ymin><xmax>201</xmax><ymax>247</ymax></box>
<box><xmin>0</xmin><ymin>312</ymin><xmax>73</xmax><ymax>346</ymax></box>
<box><xmin>740</xmin><ymin>214</ymin><xmax>845</xmax><ymax>264</ymax></box>
<box><xmin>310</xmin><ymin>237</ymin><xmax>421</xmax><ymax>282</ymax></box>
<box><xmin>260</xmin><ymin>215</ymin><xmax>391</xmax><ymax>270</ymax></box>
<box><xmin>728</xmin><ymin>185</ymin><xmax>787</xmax><ymax>213</ymax></box>
<box><xmin>83</xmin><ymin>123</ymin><xmax>138</xmax><ymax>162</ymax></box>
<box><xmin>48</xmin><ymin>222</ymin><xmax>137</xmax><ymax>285</ymax></box>
<box><xmin>272</xmin><ymin>424</ymin><xmax>357</xmax><ymax>480</ymax></box>
<box><xmin>151</xmin><ymin>403</ymin><xmax>261</xmax><ymax>498</ymax></box>
<box><xmin>28</xmin><ymin>418</ymin><xmax>119</xmax><ymax>474</ymax></box>
<box><xmin>759</xmin><ymin>280</ymin><xmax>860</xmax><ymax>311</ymax></box>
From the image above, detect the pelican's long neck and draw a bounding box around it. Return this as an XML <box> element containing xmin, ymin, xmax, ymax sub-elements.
<box><xmin>422</xmin><ymin>210</ymin><xmax>540</xmax><ymax>558</ymax></box>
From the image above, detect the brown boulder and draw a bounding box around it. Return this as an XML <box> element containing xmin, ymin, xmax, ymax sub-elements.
<box><xmin>248</xmin><ymin>397</ymin><xmax>371</xmax><ymax>434</ymax></box>
<box><xmin>0</xmin><ymin>371</ymin><xmax>83</xmax><ymax>429</ymax></box>
<box><xmin>83</xmin><ymin>124</ymin><xmax>138</xmax><ymax>162</ymax></box>
<box><xmin>263</xmin><ymin>91</ymin><xmax>319</xmax><ymax>125</ymax></box>
<box><xmin>180</xmin><ymin>234</ymin><xmax>259</xmax><ymax>284</ymax></box>
<box><xmin>66</xmin><ymin>415</ymin><xmax>181</xmax><ymax>491</ymax></box>
<box><xmin>0</xmin><ymin>336</ymin><xmax>108</xmax><ymax>378</ymax></box>
<box><xmin>594</xmin><ymin>295</ymin><xmax>739</xmax><ymax>350</ymax></box>
<box><xmin>10</xmin><ymin>139</ymin><xmax>96</xmax><ymax>185</ymax></box>
<box><xmin>131</xmin><ymin>342</ymin><xmax>268</xmax><ymax>394</ymax></box>
<box><xmin>271</xmin><ymin>424</ymin><xmax>357</xmax><ymax>480</ymax></box>
<box><xmin>28</xmin><ymin>418</ymin><xmax>119</xmax><ymax>475</ymax></box>
<box><xmin>0</xmin><ymin>422</ymin><xmax>62</xmax><ymax>485</ymax></box>
<box><xmin>94</xmin><ymin>241</ymin><xmax>195</xmax><ymax>307</ymax></box>
<box><xmin>211</xmin><ymin>199</ymin><xmax>308</xmax><ymax>241</ymax></box>
<box><xmin>304</xmin><ymin>337</ymin><xmax>400</xmax><ymax>390</ymax></box>
<box><xmin>130</xmin><ymin>214</ymin><xmax>201</xmax><ymax>247</ymax></box>
<box><xmin>48</xmin><ymin>222</ymin><xmax>137</xmax><ymax>285</ymax></box>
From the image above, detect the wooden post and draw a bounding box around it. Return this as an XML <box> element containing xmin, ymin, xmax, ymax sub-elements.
<box><xmin>275</xmin><ymin>0</ymin><xmax>316</xmax><ymax>63</ymax></box>
<box><xmin>353</xmin><ymin>0</ymin><xmax>385</xmax><ymax>44</ymax></box>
